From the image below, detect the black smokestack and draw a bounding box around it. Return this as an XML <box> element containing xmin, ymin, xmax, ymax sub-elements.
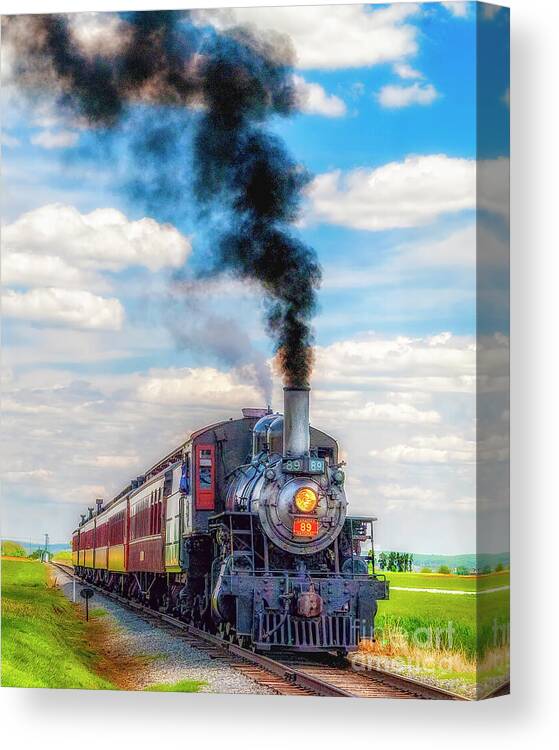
<box><xmin>4</xmin><ymin>11</ymin><xmax>321</xmax><ymax>388</ymax></box>
<box><xmin>283</xmin><ymin>386</ymin><xmax>310</xmax><ymax>458</ymax></box>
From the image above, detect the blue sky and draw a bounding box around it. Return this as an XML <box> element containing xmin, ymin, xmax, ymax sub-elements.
<box><xmin>1</xmin><ymin>3</ymin><xmax>509</xmax><ymax>553</ymax></box>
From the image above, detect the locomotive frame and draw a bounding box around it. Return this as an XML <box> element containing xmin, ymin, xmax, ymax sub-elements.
<box><xmin>73</xmin><ymin>388</ymin><xmax>389</xmax><ymax>654</ymax></box>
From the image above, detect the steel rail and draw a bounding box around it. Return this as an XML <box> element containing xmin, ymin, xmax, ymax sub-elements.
<box><xmin>51</xmin><ymin>563</ymin><xmax>503</xmax><ymax>700</ymax></box>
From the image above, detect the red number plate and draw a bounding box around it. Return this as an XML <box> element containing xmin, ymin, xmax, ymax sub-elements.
<box><xmin>293</xmin><ymin>518</ymin><xmax>319</xmax><ymax>537</ymax></box>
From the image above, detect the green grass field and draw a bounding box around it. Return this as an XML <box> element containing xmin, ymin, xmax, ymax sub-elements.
<box><xmin>1</xmin><ymin>558</ymin><xmax>114</xmax><ymax>689</ymax></box>
<box><xmin>145</xmin><ymin>679</ymin><xmax>207</xmax><ymax>692</ymax></box>
<box><xmin>51</xmin><ymin>549</ymin><xmax>72</xmax><ymax>562</ymax></box>
<box><xmin>376</xmin><ymin>586</ymin><xmax>510</xmax><ymax>659</ymax></box>
<box><xmin>368</xmin><ymin>574</ymin><xmax>510</xmax><ymax>694</ymax></box>
<box><xmin>384</xmin><ymin>570</ymin><xmax>510</xmax><ymax>592</ymax></box>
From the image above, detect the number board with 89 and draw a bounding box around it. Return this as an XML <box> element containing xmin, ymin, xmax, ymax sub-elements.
<box><xmin>282</xmin><ymin>457</ymin><xmax>325</xmax><ymax>475</ymax></box>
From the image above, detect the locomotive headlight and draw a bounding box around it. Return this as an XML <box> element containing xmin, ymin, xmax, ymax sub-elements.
<box><xmin>294</xmin><ymin>487</ymin><xmax>318</xmax><ymax>513</ymax></box>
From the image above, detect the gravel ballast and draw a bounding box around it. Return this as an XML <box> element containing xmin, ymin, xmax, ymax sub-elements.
<box><xmin>53</xmin><ymin>567</ymin><xmax>273</xmax><ymax>694</ymax></box>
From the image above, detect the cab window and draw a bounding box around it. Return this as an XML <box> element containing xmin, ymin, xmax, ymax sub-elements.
<box><xmin>195</xmin><ymin>444</ymin><xmax>215</xmax><ymax>509</ymax></box>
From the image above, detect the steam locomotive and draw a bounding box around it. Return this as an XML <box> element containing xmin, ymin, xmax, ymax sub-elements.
<box><xmin>72</xmin><ymin>387</ymin><xmax>388</xmax><ymax>653</ymax></box>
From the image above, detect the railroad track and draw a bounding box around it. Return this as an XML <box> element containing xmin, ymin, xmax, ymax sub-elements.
<box><xmin>51</xmin><ymin>562</ymin><xmax>482</xmax><ymax>700</ymax></box>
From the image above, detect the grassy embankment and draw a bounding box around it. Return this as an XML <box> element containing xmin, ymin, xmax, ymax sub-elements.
<box><xmin>1</xmin><ymin>558</ymin><xmax>114</xmax><ymax>688</ymax></box>
<box><xmin>1</xmin><ymin>541</ymin><xmax>27</xmax><ymax>558</ymax></box>
<box><xmin>1</xmin><ymin>558</ymin><xmax>205</xmax><ymax>692</ymax></box>
<box><xmin>360</xmin><ymin>570</ymin><xmax>510</xmax><ymax>693</ymax></box>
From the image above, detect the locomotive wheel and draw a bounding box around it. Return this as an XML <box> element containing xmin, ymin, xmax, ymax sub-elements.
<box><xmin>217</xmin><ymin>621</ymin><xmax>234</xmax><ymax>642</ymax></box>
<box><xmin>192</xmin><ymin>595</ymin><xmax>206</xmax><ymax>629</ymax></box>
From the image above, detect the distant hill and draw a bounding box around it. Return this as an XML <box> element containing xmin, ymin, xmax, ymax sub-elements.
<box><xmin>1</xmin><ymin>540</ymin><xmax>27</xmax><ymax>557</ymax></box>
<box><xmin>407</xmin><ymin>552</ymin><xmax>510</xmax><ymax>572</ymax></box>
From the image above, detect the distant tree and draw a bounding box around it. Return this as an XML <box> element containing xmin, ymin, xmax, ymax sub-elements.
<box><xmin>437</xmin><ymin>565</ymin><xmax>451</xmax><ymax>575</ymax></box>
<box><xmin>420</xmin><ymin>567</ymin><xmax>432</xmax><ymax>574</ymax></box>
<box><xmin>1</xmin><ymin>540</ymin><xmax>26</xmax><ymax>557</ymax></box>
<box><xmin>378</xmin><ymin>552</ymin><xmax>387</xmax><ymax>571</ymax></box>
<box><xmin>383</xmin><ymin>552</ymin><xmax>414</xmax><ymax>572</ymax></box>
<box><xmin>495</xmin><ymin>562</ymin><xmax>504</xmax><ymax>572</ymax></box>
<box><xmin>481</xmin><ymin>564</ymin><xmax>492</xmax><ymax>574</ymax></box>
<box><xmin>455</xmin><ymin>566</ymin><xmax>470</xmax><ymax>576</ymax></box>
<box><xmin>28</xmin><ymin>548</ymin><xmax>44</xmax><ymax>560</ymax></box>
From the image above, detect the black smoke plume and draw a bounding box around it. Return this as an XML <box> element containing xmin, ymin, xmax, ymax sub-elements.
<box><xmin>4</xmin><ymin>11</ymin><xmax>321</xmax><ymax>388</ymax></box>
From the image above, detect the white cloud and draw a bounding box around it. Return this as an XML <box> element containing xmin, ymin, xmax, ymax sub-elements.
<box><xmin>379</xmin><ymin>483</ymin><xmax>474</xmax><ymax>512</ymax></box>
<box><xmin>478</xmin><ymin>157</ymin><xmax>509</xmax><ymax>220</ymax></box>
<box><xmin>3</xmin><ymin>288</ymin><xmax>124</xmax><ymax>330</ymax></box>
<box><xmin>2</xmin><ymin>251</ymin><xmax>106</xmax><ymax>290</ymax></box>
<box><xmin>380</xmin><ymin>483</ymin><xmax>439</xmax><ymax>500</ymax></box>
<box><xmin>61</xmin><ymin>484</ymin><xmax>110</xmax><ymax>506</ymax></box>
<box><xmin>479</xmin><ymin>432</ymin><xmax>509</xmax><ymax>463</ymax></box>
<box><xmin>314</xmin><ymin>332</ymin><xmax>477</xmax><ymax>392</ymax></box>
<box><xmin>378</xmin><ymin>82</ymin><xmax>439</xmax><ymax>108</ymax></box>
<box><xmin>1</xmin><ymin>132</ymin><xmax>21</xmax><ymax>148</ymax></box>
<box><xmin>30</xmin><ymin>130</ymin><xmax>79</xmax><ymax>150</ymax></box>
<box><xmin>136</xmin><ymin>367</ymin><xmax>257</xmax><ymax>407</ymax></box>
<box><xmin>371</xmin><ymin>434</ymin><xmax>475</xmax><ymax>464</ymax></box>
<box><xmin>67</xmin><ymin>12</ymin><xmax>132</xmax><ymax>59</ymax></box>
<box><xmin>442</xmin><ymin>2</ymin><xmax>470</xmax><ymax>18</ymax></box>
<box><xmin>307</xmin><ymin>155</ymin><xmax>475</xmax><ymax>230</ymax></box>
<box><xmin>1</xmin><ymin>364</ymin><xmax>263</xmax><ymax>524</ymax></box>
<box><xmin>75</xmin><ymin>454</ymin><xmax>141</xmax><ymax>469</ymax></box>
<box><xmin>293</xmin><ymin>75</ymin><xmax>346</xmax><ymax>117</ymax></box>
<box><xmin>348</xmin><ymin>401</ymin><xmax>440</xmax><ymax>424</ymax></box>
<box><xmin>3</xmin><ymin>203</ymin><xmax>192</xmax><ymax>274</ymax></box>
<box><xmin>401</xmin><ymin>223</ymin><xmax>477</xmax><ymax>268</ymax></box>
<box><xmin>193</xmin><ymin>4</ymin><xmax>421</xmax><ymax>70</ymax></box>
<box><xmin>379</xmin><ymin>483</ymin><xmax>442</xmax><ymax>510</ymax></box>
<box><xmin>393</xmin><ymin>62</ymin><xmax>423</xmax><ymax>79</ymax></box>
<box><xmin>3</xmin><ymin>468</ymin><xmax>53</xmax><ymax>482</ymax></box>
<box><xmin>320</xmin><ymin>224</ymin><xmax>478</xmax><ymax>294</ymax></box>
<box><xmin>481</xmin><ymin>5</ymin><xmax>502</xmax><ymax>21</ymax></box>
